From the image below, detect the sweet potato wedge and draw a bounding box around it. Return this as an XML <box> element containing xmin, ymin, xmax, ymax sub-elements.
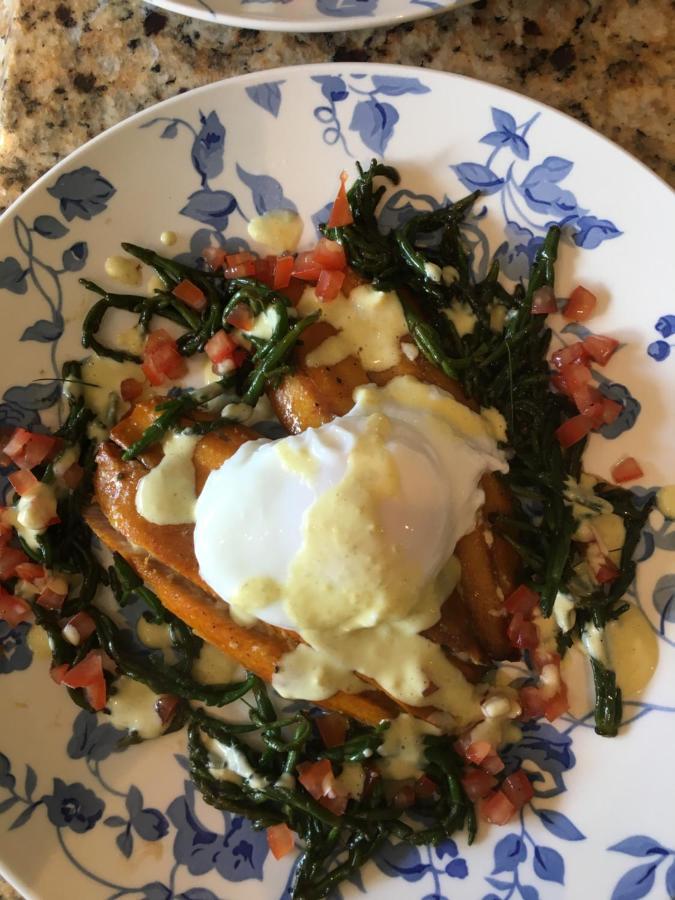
<box><xmin>85</xmin><ymin>506</ymin><xmax>400</xmax><ymax>726</ymax></box>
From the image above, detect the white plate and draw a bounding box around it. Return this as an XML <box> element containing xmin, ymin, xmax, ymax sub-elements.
<box><xmin>146</xmin><ymin>0</ymin><xmax>466</xmax><ymax>32</ymax></box>
<box><xmin>0</xmin><ymin>64</ymin><xmax>674</xmax><ymax>900</ymax></box>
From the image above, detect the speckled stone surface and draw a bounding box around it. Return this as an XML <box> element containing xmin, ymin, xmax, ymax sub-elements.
<box><xmin>0</xmin><ymin>0</ymin><xmax>673</xmax><ymax>896</ymax></box>
<box><xmin>0</xmin><ymin>0</ymin><xmax>673</xmax><ymax>215</ymax></box>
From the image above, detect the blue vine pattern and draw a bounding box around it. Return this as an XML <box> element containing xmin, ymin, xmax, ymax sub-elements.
<box><xmin>0</xmin><ymin>81</ymin><xmax>673</xmax><ymax>900</ymax></box>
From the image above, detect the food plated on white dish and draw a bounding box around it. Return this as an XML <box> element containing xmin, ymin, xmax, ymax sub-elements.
<box><xmin>0</xmin><ymin>65</ymin><xmax>674</xmax><ymax>900</ymax></box>
<box><xmin>147</xmin><ymin>0</ymin><xmax>467</xmax><ymax>32</ymax></box>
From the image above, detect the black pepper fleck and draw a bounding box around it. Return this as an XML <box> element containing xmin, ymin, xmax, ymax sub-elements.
<box><xmin>73</xmin><ymin>72</ymin><xmax>96</xmax><ymax>94</ymax></box>
<box><xmin>143</xmin><ymin>10</ymin><xmax>167</xmax><ymax>37</ymax></box>
<box><xmin>54</xmin><ymin>4</ymin><xmax>76</xmax><ymax>28</ymax></box>
<box><xmin>550</xmin><ymin>43</ymin><xmax>576</xmax><ymax>72</ymax></box>
<box><xmin>523</xmin><ymin>18</ymin><xmax>542</xmax><ymax>37</ymax></box>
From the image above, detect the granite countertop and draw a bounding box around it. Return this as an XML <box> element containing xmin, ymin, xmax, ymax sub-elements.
<box><xmin>0</xmin><ymin>0</ymin><xmax>673</xmax><ymax>896</ymax></box>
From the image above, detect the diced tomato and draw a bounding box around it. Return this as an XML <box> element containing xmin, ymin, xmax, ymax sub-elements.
<box><xmin>414</xmin><ymin>774</ymin><xmax>439</xmax><ymax>800</ymax></box>
<box><xmin>120</xmin><ymin>378</ymin><xmax>144</xmax><ymax>402</ymax></box>
<box><xmin>327</xmin><ymin>171</ymin><xmax>353</xmax><ymax>229</ymax></box>
<box><xmin>62</xmin><ymin>462</ymin><xmax>84</xmax><ymax>491</ymax></box>
<box><xmin>225</xmin><ymin>304</ymin><xmax>254</xmax><ymax>331</ymax></box>
<box><xmin>611</xmin><ymin>456</ymin><xmax>643</xmax><ymax>484</ymax></box>
<box><xmin>507</xmin><ymin>612</ymin><xmax>539</xmax><ymax>651</ymax></box>
<box><xmin>143</xmin><ymin>330</ymin><xmax>187</xmax><ymax>384</ymax></box>
<box><xmin>551</xmin><ymin>342</ymin><xmax>588</xmax><ymax>370</ymax></box>
<box><xmin>601</xmin><ymin>397</ymin><xmax>622</xmax><ymax>425</ymax></box>
<box><xmin>481</xmin><ymin>790</ymin><xmax>516</xmax><ymax>825</ymax></box>
<box><xmin>4</xmin><ymin>430</ymin><xmax>58</xmax><ymax>471</ymax></box>
<box><xmin>555</xmin><ymin>414</ymin><xmax>594</xmax><ymax>449</ymax></box>
<box><xmin>504</xmin><ymin>584</ymin><xmax>539</xmax><ymax>617</ymax></box>
<box><xmin>596</xmin><ymin>558</ymin><xmax>620</xmax><ymax>584</ymax></box>
<box><xmin>0</xmin><ymin>546</ymin><xmax>29</xmax><ymax>579</ymax></box>
<box><xmin>297</xmin><ymin>759</ymin><xmax>334</xmax><ymax>801</ymax></box>
<box><xmin>0</xmin><ymin>521</ymin><xmax>13</xmax><ymax>547</ymax></box>
<box><xmin>392</xmin><ymin>784</ymin><xmax>416</xmax><ymax>810</ymax></box>
<box><xmin>64</xmin><ymin>611</ymin><xmax>96</xmax><ymax>643</ymax></box>
<box><xmin>155</xmin><ymin>694</ymin><xmax>181</xmax><ymax>725</ymax></box>
<box><xmin>8</xmin><ymin>469</ymin><xmax>38</xmax><ymax>497</ymax></box>
<box><xmin>267</xmin><ymin>823</ymin><xmax>295</xmax><ymax>860</ymax></box>
<box><xmin>519</xmin><ymin>685</ymin><xmax>548</xmax><ymax>720</ymax></box>
<box><xmin>15</xmin><ymin>562</ymin><xmax>45</xmax><ymax>583</ymax></box>
<box><xmin>465</xmin><ymin>740</ymin><xmax>493</xmax><ymax>765</ymax></box>
<box><xmin>172</xmin><ymin>279</ymin><xmax>207</xmax><ymax>312</ymax></box>
<box><xmin>316</xmin><ymin>712</ymin><xmax>348</xmax><ymax>749</ymax></box>
<box><xmin>481</xmin><ymin>753</ymin><xmax>506</xmax><ymax>775</ymax></box>
<box><xmin>312</xmin><ymin>238</ymin><xmax>347</xmax><ymax>271</ymax></box>
<box><xmin>205</xmin><ymin>329</ymin><xmax>238</xmax><ymax>364</ymax></box>
<box><xmin>531</xmin><ymin>286</ymin><xmax>557</xmax><ymax>315</ymax></box>
<box><xmin>563</xmin><ymin>285</ymin><xmax>597</xmax><ymax>321</ymax></box>
<box><xmin>500</xmin><ymin>769</ymin><xmax>534</xmax><ymax>810</ymax></box>
<box><xmin>453</xmin><ymin>731</ymin><xmax>474</xmax><ymax>759</ymax></box>
<box><xmin>224</xmin><ymin>253</ymin><xmax>256</xmax><ymax>280</ymax></box>
<box><xmin>37</xmin><ymin>586</ymin><xmax>67</xmax><ymax>612</ymax></box>
<box><xmin>50</xmin><ymin>662</ymin><xmax>70</xmax><ymax>685</ymax></box>
<box><xmin>292</xmin><ymin>251</ymin><xmax>322</xmax><ymax>283</ymax></box>
<box><xmin>0</xmin><ymin>588</ymin><xmax>33</xmax><ymax>627</ymax></box>
<box><xmin>315</xmin><ymin>269</ymin><xmax>345</xmax><ymax>302</ymax></box>
<box><xmin>273</xmin><ymin>255</ymin><xmax>295</xmax><ymax>290</ymax></box>
<box><xmin>544</xmin><ymin>687</ymin><xmax>569</xmax><ymax>722</ymax></box>
<box><xmin>582</xmin><ymin>334</ymin><xmax>619</xmax><ymax>365</ymax></box>
<box><xmin>559</xmin><ymin>361</ymin><xmax>592</xmax><ymax>393</ymax></box>
<box><xmin>461</xmin><ymin>768</ymin><xmax>498</xmax><ymax>801</ymax></box>
<box><xmin>254</xmin><ymin>255</ymin><xmax>274</xmax><ymax>286</ymax></box>
<box><xmin>202</xmin><ymin>246</ymin><xmax>227</xmax><ymax>270</ymax></box>
<box><xmin>61</xmin><ymin>650</ymin><xmax>107</xmax><ymax>711</ymax></box>
<box><xmin>532</xmin><ymin>647</ymin><xmax>560</xmax><ymax>672</ymax></box>
<box><xmin>571</xmin><ymin>384</ymin><xmax>604</xmax><ymax>422</ymax></box>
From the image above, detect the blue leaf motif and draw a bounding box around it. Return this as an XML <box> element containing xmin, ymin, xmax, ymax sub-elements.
<box><xmin>126</xmin><ymin>785</ymin><xmax>143</xmax><ymax>817</ymax></box>
<box><xmin>116</xmin><ymin>828</ymin><xmax>133</xmax><ymax>858</ymax></box>
<box><xmin>140</xmin><ymin>883</ymin><xmax>172</xmax><ymax>900</ymax></box>
<box><xmin>609</xmin><ymin>836</ymin><xmax>669</xmax><ymax>857</ymax></box>
<box><xmin>535</xmin><ymin>808</ymin><xmax>585</xmax><ymax>841</ymax></box>
<box><xmin>370</xmin><ymin>75</ymin><xmax>430</xmax><ymax>96</ymax></box>
<box><xmin>521</xmin><ymin>180</ymin><xmax>578</xmax><ymax>216</ymax></box>
<box><xmin>0</xmin><ymin>257</ymin><xmax>28</xmax><ymax>295</ymax></box>
<box><xmin>4</xmin><ymin>380</ymin><xmax>61</xmax><ymax>410</ymax></box>
<box><xmin>493</xmin><ymin>833</ymin><xmax>527</xmax><ymax>873</ymax></box>
<box><xmin>446</xmin><ymin>858</ymin><xmax>468</xmax><ymax>878</ymax></box>
<box><xmin>315</xmin><ymin>0</ymin><xmax>377</xmax><ymax>17</ymax></box>
<box><xmin>653</xmin><ymin>575</ymin><xmax>675</xmax><ymax>626</ymax></box>
<box><xmin>435</xmin><ymin>838</ymin><xmax>458</xmax><ymax>859</ymax></box>
<box><xmin>349</xmin><ymin>99</ymin><xmax>399</xmax><ymax>156</ymax></box>
<box><xmin>180</xmin><ymin>190</ymin><xmax>237</xmax><ymax>231</ymax></box>
<box><xmin>561</xmin><ymin>322</ymin><xmax>592</xmax><ymax>340</ymax></box>
<box><xmin>0</xmin><ymin>797</ymin><xmax>18</xmax><ymax>815</ymax></box>
<box><xmin>24</xmin><ymin>765</ymin><xmax>37</xmax><ymax>800</ymax></box>
<box><xmin>522</xmin><ymin>156</ymin><xmax>574</xmax><ymax>186</ymax></box>
<box><xmin>485</xmin><ymin>877</ymin><xmax>512</xmax><ymax>890</ymax></box>
<box><xmin>9</xmin><ymin>804</ymin><xmax>38</xmax><ymax>830</ymax></box>
<box><xmin>492</xmin><ymin>107</ymin><xmax>517</xmax><ymax>133</ymax></box>
<box><xmin>33</xmin><ymin>215</ymin><xmax>68</xmax><ymax>239</ymax></box>
<box><xmin>452</xmin><ymin>162</ymin><xmax>504</xmax><ymax>195</ymax></box>
<box><xmin>573</xmin><ymin>215</ymin><xmax>622</xmax><ymax>249</ymax></box>
<box><xmin>665</xmin><ymin>861</ymin><xmax>675</xmax><ymax>898</ymax></box>
<box><xmin>611</xmin><ymin>862</ymin><xmax>658</xmax><ymax>900</ymax></box>
<box><xmin>104</xmin><ymin>815</ymin><xmax>127</xmax><ymax>827</ymax></box>
<box><xmin>519</xmin><ymin>887</ymin><xmax>539</xmax><ymax>900</ymax></box>
<box><xmin>47</xmin><ymin>166</ymin><xmax>116</xmax><ymax>221</ymax></box>
<box><xmin>533</xmin><ymin>846</ymin><xmax>565</xmax><ymax>884</ymax></box>
<box><xmin>160</xmin><ymin>122</ymin><xmax>178</xmax><ymax>139</ymax></box>
<box><xmin>311</xmin><ymin>75</ymin><xmax>349</xmax><ymax>103</ymax></box>
<box><xmin>235</xmin><ymin>165</ymin><xmax>297</xmax><ymax>216</ymax></box>
<box><xmin>20</xmin><ymin>318</ymin><xmax>64</xmax><ymax>343</ymax></box>
<box><xmin>191</xmin><ymin>111</ymin><xmax>225</xmax><ymax>183</ymax></box>
<box><xmin>376</xmin><ymin>840</ymin><xmax>429</xmax><ymax>881</ymax></box>
<box><xmin>62</xmin><ymin>241</ymin><xmax>88</xmax><ymax>272</ymax></box>
<box><xmin>179</xmin><ymin>891</ymin><xmax>219</xmax><ymax>900</ymax></box>
<box><xmin>245</xmin><ymin>82</ymin><xmax>284</xmax><ymax>118</ymax></box>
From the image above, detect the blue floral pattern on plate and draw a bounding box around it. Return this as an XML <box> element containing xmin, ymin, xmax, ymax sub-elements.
<box><xmin>0</xmin><ymin>66</ymin><xmax>673</xmax><ymax>899</ymax></box>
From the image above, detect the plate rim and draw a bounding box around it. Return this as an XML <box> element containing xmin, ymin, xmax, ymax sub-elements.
<box><xmin>2</xmin><ymin>62</ymin><xmax>673</xmax><ymax>233</ymax></box>
<box><xmin>144</xmin><ymin>0</ymin><xmax>464</xmax><ymax>33</ymax></box>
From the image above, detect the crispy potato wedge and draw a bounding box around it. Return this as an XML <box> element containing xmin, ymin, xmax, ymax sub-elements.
<box><xmin>85</xmin><ymin>506</ymin><xmax>400</xmax><ymax>726</ymax></box>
